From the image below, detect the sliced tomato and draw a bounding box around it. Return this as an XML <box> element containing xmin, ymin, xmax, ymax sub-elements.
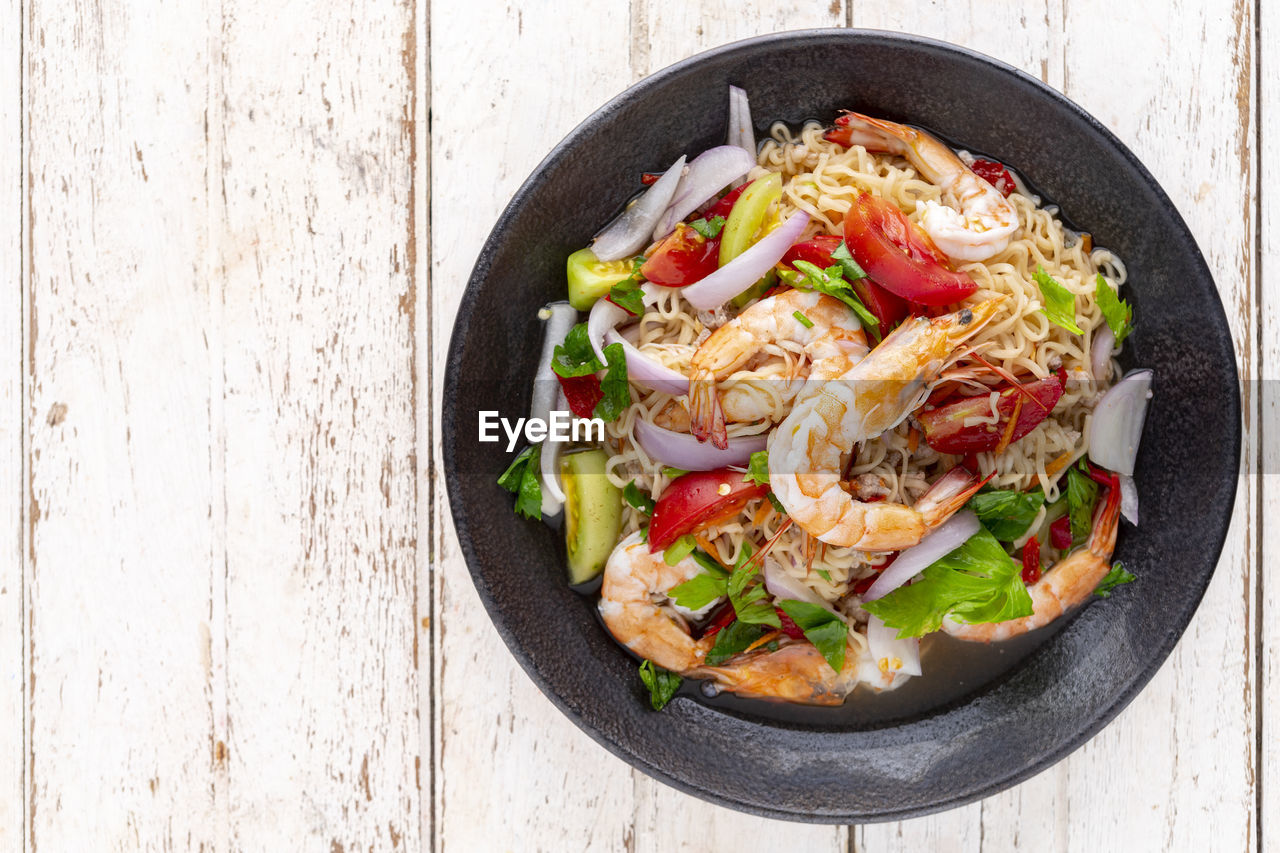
<box><xmin>780</xmin><ymin>235</ymin><xmax>911</xmax><ymax>329</ymax></box>
<box><xmin>555</xmin><ymin>373</ymin><xmax>602</xmax><ymax>419</ymax></box>
<box><xmin>918</xmin><ymin>376</ymin><xmax>1064</xmax><ymax>454</ymax></box>
<box><xmin>639</xmin><ymin>223</ymin><xmax>720</xmax><ymax>287</ymax></box>
<box><xmin>648</xmin><ymin>467</ymin><xmax>769</xmax><ymax>553</ymax></box>
<box><xmin>842</xmin><ymin>193</ymin><xmax>977</xmax><ymax>305</ymax></box>
<box><xmin>704</xmin><ymin>182</ymin><xmax>750</xmax><ymax>221</ymax></box>
<box><xmin>970</xmin><ymin>159</ymin><xmax>1017</xmax><ymax>197</ymax></box>
<box><xmin>1021</xmin><ymin>535</ymin><xmax>1042</xmax><ymax>585</ymax></box>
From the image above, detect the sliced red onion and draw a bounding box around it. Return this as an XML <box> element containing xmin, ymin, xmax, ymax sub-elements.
<box><xmin>530</xmin><ymin>302</ymin><xmax>578</xmax><ymax>425</ymax></box>
<box><xmin>1118</xmin><ymin>472</ymin><xmax>1139</xmax><ymax>525</ymax></box>
<box><xmin>726</xmin><ymin>86</ymin><xmax>756</xmax><ymax>188</ymax></box>
<box><xmin>1091</xmin><ymin>324</ymin><xmax>1115</xmax><ymax>382</ymax></box>
<box><xmin>587</xmin><ymin>285</ymin><xmax>689</xmax><ymax>395</ymax></box>
<box><xmin>681</xmin><ymin>211</ymin><xmax>811</xmax><ymax>311</ymax></box>
<box><xmin>1088</xmin><ymin>369</ymin><xmax>1153</xmax><ymax>477</ymax></box>
<box><xmin>592</xmin><ymin>155</ymin><xmax>687</xmax><ymax>262</ymax></box>
<box><xmin>539</xmin><ymin>435</ymin><xmax>565</xmax><ymax>516</ymax></box>
<box><xmin>867</xmin><ymin>615</ymin><xmax>923</xmax><ymax>677</ymax></box>
<box><xmin>862</xmin><ymin>511</ymin><xmax>980</xmax><ymax>602</ymax></box>
<box><xmin>653</xmin><ymin>146</ymin><xmax>755</xmax><ymax>240</ymax></box>
<box><xmin>634</xmin><ymin>418</ymin><xmax>766</xmax><ymax>471</ymax></box>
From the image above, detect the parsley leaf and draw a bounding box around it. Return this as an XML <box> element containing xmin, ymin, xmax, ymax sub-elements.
<box><xmin>623</xmin><ymin>481</ymin><xmax>655</xmax><ymax>515</ymax></box>
<box><xmin>862</xmin><ymin>526</ymin><xmax>1033</xmax><ymax>638</ymax></box>
<box><xmin>790</xmin><ymin>260</ymin><xmax>881</xmax><ymax>337</ymax></box>
<box><xmin>744</xmin><ymin>450</ymin><xmax>770</xmax><ymax>486</ymax></box>
<box><xmin>608</xmin><ymin>275</ymin><xmax>645</xmax><ymax>315</ymax></box>
<box><xmin>1033</xmin><ymin>266</ymin><xmax>1084</xmax><ymax>334</ymax></box>
<box><xmin>1066</xmin><ymin>461</ymin><xmax>1098</xmax><ymax>545</ymax></box>
<box><xmin>669</xmin><ymin>570</ymin><xmax>728</xmax><ymax>611</ymax></box>
<box><xmin>767</xmin><ymin>492</ymin><xmax>786</xmax><ymax>515</ymax></box>
<box><xmin>830</xmin><ymin>240</ymin><xmax>867</xmax><ymax>280</ymax></box>
<box><xmin>551</xmin><ymin>322</ymin><xmax>604</xmax><ymax>378</ymax></box>
<box><xmin>1094</xmin><ymin>562</ymin><xmax>1136</xmax><ymax>598</ymax></box>
<box><xmin>726</xmin><ymin>546</ymin><xmax>781</xmax><ymax>628</ymax></box>
<box><xmin>689</xmin><ymin>215</ymin><xmax>726</xmax><ymax>239</ymax></box>
<box><xmin>593</xmin><ymin>342</ymin><xmax>629</xmax><ymax>422</ymax></box>
<box><xmin>705</xmin><ymin>621</ymin><xmax>766</xmax><ymax>665</ymax></box>
<box><xmin>816</xmin><ymin>569</ymin><xmax>832</xmax><ymax>583</ymax></box>
<box><xmin>496</xmin><ymin>444</ymin><xmax>542</xmax><ymax>520</ymax></box>
<box><xmin>967</xmin><ymin>488</ymin><xmax>1046</xmax><ymax>542</ymax></box>
<box><xmin>1095</xmin><ymin>274</ymin><xmax>1134</xmax><ymax>345</ymax></box>
<box><xmin>776</xmin><ymin>600</ymin><xmax>848</xmax><ymax>673</ymax></box>
<box><xmin>638</xmin><ymin>660</ymin><xmax>681</xmax><ymax>710</ymax></box>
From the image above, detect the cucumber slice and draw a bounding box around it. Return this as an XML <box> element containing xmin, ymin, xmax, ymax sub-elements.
<box><xmin>562</xmin><ymin>449</ymin><xmax>623</xmax><ymax>585</ymax></box>
<box><xmin>566</xmin><ymin>247</ymin><xmax>636</xmax><ymax>311</ymax></box>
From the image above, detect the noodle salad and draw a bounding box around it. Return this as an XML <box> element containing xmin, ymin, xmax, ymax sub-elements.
<box><xmin>497</xmin><ymin>88</ymin><xmax>1152</xmax><ymax>709</ymax></box>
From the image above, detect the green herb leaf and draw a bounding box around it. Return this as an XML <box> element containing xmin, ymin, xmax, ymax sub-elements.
<box><xmin>776</xmin><ymin>600</ymin><xmax>848</xmax><ymax>673</ymax></box>
<box><xmin>1066</xmin><ymin>461</ymin><xmax>1098</xmax><ymax>545</ymax></box>
<box><xmin>726</xmin><ymin>546</ymin><xmax>781</xmax><ymax>628</ymax></box>
<box><xmin>744</xmin><ymin>450</ymin><xmax>770</xmax><ymax>486</ymax></box>
<box><xmin>691</xmin><ymin>550</ymin><xmax>726</xmax><ymax>577</ymax></box>
<box><xmin>689</xmin><ymin>215</ymin><xmax>726</xmax><ymax>239</ymax></box>
<box><xmin>550</xmin><ymin>322</ymin><xmax>604</xmax><ymax>378</ymax></box>
<box><xmin>608</xmin><ymin>275</ymin><xmax>645</xmax><ymax>315</ymax></box>
<box><xmin>623</xmin><ymin>481</ymin><xmax>656</xmax><ymax>515</ymax></box>
<box><xmin>638</xmin><ymin>660</ymin><xmax>681</xmax><ymax>710</ymax></box>
<box><xmin>1095</xmin><ymin>274</ymin><xmax>1134</xmax><ymax>345</ymax></box>
<box><xmin>767</xmin><ymin>492</ymin><xmax>786</xmax><ymax>515</ymax></box>
<box><xmin>791</xmin><ymin>260</ymin><xmax>881</xmax><ymax>336</ymax></box>
<box><xmin>830</xmin><ymin>241</ymin><xmax>867</xmax><ymax>280</ymax></box>
<box><xmin>967</xmin><ymin>488</ymin><xmax>1046</xmax><ymax>542</ymax></box>
<box><xmin>862</xmin><ymin>527</ymin><xmax>1033</xmax><ymax>638</ymax></box>
<box><xmin>669</xmin><ymin>573</ymin><xmax>728</xmax><ymax>611</ymax></box>
<box><xmin>663</xmin><ymin>533</ymin><xmax>697</xmax><ymax>566</ymax></box>
<box><xmin>792</xmin><ymin>310</ymin><xmax>814</xmax><ymax>329</ymax></box>
<box><xmin>1094</xmin><ymin>561</ymin><xmax>1136</xmax><ymax>598</ymax></box>
<box><xmin>816</xmin><ymin>569</ymin><xmax>833</xmax><ymax>583</ymax></box>
<box><xmin>593</xmin><ymin>342</ymin><xmax>629</xmax><ymax>422</ymax></box>
<box><xmin>704</xmin><ymin>621</ymin><xmax>766</xmax><ymax>665</ymax></box>
<box><xmin>1033</xmin><ymin>266</ymin><xmax>1084</xmax><ymax>334</ymax></box>
<box><xmin>496</xmin><ymin>444</ymin><xmax>542</xmax><ymax>520</ymax></box>
<box><xmin>663</xmin><ymin>467</ymin><xmax>689</xmax><ymax>480</ymax></box>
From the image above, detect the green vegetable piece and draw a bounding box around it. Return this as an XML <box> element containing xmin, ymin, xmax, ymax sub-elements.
<box><xmin>744</xmin><ymin>450</ymin><xmax>770</xmax><ymax>486</ymax></box>
<box><xmin>497</xmin><ymin>445</ymin><xmax>543</xmax><ymax>521</ymax></box>
<box><xmin>562</xmin><ymin>449</ymin><xmax>622</xmax><ymax>585</ymax></box>
<box><xmin>862</xmin><ymin>526</ymin><xmax>1034</xmax><ymax>638</ymax></box>
<box><xmin>594</xmin><ymin>342</ymin><xmax>630</xmax><ymax>422</ymax></box>
<box><xmin>731</xmin><ymin>268</ymin><xmax>777</xmax><ymax>309</ymax></box>
<box><xmin>705</xmin><ymin>621</ymin><xmax>766</xmax><ymax>665</ymax></box>
<box><xmin>791</xmin><ymin>259</ymin><xmax>881</xmax><ymax>335</ymax></box>
<box><xmin>1095</xmin><ymin>274</ymin><xmax>1134</xmax><ymax>345</ymax></box>
<box><xmin>776</xmin><ymin>600</ymin><xmax>848</xmax><ymax>674</ymax></box>
<box><xmin>816</xmin><ymin>569</ymin><xmax>832</xmax><ymax>583</ymax></box>
<box><xmin>663</xmin><ymin>533</ymin><xmax>697</xmax><ymax>566</ymax></box>
<box><xmin>767</xmin><ymin>492</ymin><xmax>786</xmax><ymax>515</ymax></box>
<box><xmin>830</xmin><ymin>240</ymin><xmax>867</xmax><ymax>280</ymax></box>
<box><xmin>967</xmin><ymin>488</ymin><xmax>1046</xmax><ymax>542</ymax></box>
<box><xmin>726</xmin><ymin>548</ymin><xmax>781</xmax><ymax>628</ymax></box>
<box><xmin>1094</xmin><ymin>562</ymin><xmax>1136</xmax><ymax>598</ymax></box>
<box><xmin>689</xmin><ymin>215</ymin><xmax>725</xmax><ymax>239</ymax></box>
<box><xmin>719</xmin><ymin>173</ymin><xmax>782</xmax><ymax>268</ymax></box>
<box><xmin>663</xmin><ymin>467</ymin><xmax>689</xmax><ymax>479</ymax></box>
<box><xmin>566</xmin><ymin>247</ymin><xmax>638</xmax><ymax>311</ymax></box>
<box><xmin>1033</xmin><ymin>266</ymin><xmax>1084</xmax><ymax>334</ymax></box>
<box><xmin>1066</xmin><ymin>461</ymin><xmax>1099</xmax><ymax>545</ymax></box>
<box><xmin>638</xmin><ymin>660</ymin><xmax>682</xmax><ymax>710</ymax></box>
<box><xmin>792</xmin><ymin>310</ymin><xmax>814</xmax><ymax>329</ymax></box>
<box><xmin>608</xmin><ymin>274</ymin><xmax>645</xmax><ymax>315</ymax></box>
<box><xmin>623</xmin><ymin>481</ymin><xmax>656</xmax><ymax>515</ymax></box>
<box><xmin>551</xmin><ymin>322</ymin><xmax>603</xmax><ymax>378</ymax></box>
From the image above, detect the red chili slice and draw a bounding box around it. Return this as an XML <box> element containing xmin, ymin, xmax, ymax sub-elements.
<box><xmin>970</xmin><ymin>158</ymin><xmax>1017</xmax><ymax>197</ymax></box>
<box><xmin>555</xmin><ymin>373</ymin><xmax>602</xmax><ymax>419</ymax></box>
<box><xmin>918</xmin><ymin>375</ymin><xmax>1064</xmax><ymax>455</ymax></box>
<box><xmin>1050</xmin><ymin>515</ymin><xmax>1072</xmax><ymax>550</ymax></box>
<box><xmin>1021</xmin><ymin>535</ymin><xmax>1042</xmax><ymax>584</ymax></box>
<box><xmin>775</xmin><ymin>607</ymin><xmax>807</xmax><ymax>639</ymax></box>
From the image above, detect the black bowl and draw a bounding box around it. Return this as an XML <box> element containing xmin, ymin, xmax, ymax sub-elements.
<box><xmin>443</xmin><ymin>30</ymin><xmax>1239</xmax><ymax>821</ymax></box>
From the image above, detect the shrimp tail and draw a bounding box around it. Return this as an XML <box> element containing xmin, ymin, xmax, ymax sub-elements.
<box><xmin>688</xmin><ymin>376</ymin><xmax>729</xmax><ymax>449</ymax></box>
<box><xmin>914</xmin><ymin>465</ymin><xmax>995</xmax><ymax>529</ymax></box>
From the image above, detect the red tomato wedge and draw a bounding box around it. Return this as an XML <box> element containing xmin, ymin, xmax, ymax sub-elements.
<box><xmin>842</xmin><ymin>193</ymin><xmax>978</xmax><ymax>306</ymax></box>
<box><xmin>640</xmin><ymin>223</ymin><xmax>720</xmax><ymax>287</ymax></box>
<box><xmin>648</xmin><ymin>468</ymin><xmax>769</xmax><ymax>553</ymax></box>
<box><xmin>918</xmin><ymin>376</ymin><xmax>1064</xmax><ymax>454</ymax></box>
<box><xmin>781</xmin><ymin>235</ymin><xmax>911</xmax><ymax>329</ymax></box>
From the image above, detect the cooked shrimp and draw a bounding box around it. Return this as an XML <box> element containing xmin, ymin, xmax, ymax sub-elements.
<box><xmin>828</xmin><ymin>112</ymin><xmax>1019</xmax><ymax>262</ymax></box>
<box><xmin>943</xmin><ymin>479</ymin><xmax>1122</xmax><ymax>642</ymax></box>
<box><xmin>769</xmin><ymin>298</ymin><xmax>1005</xmax><ymax>550</ymax></box>
<box><xmin>598</xmin><ymin>531</ymin><xmax>716</xmax><ymax>673</ymax></box>
<box><xmin>689</xmin><ymin>289</ymin><xmax>869</xmax><ymax>448</ymax></box>
<box><xmin>694</xmin><ymin>641</ymin><xmax>862</xmax><ymax>706</ymax></box>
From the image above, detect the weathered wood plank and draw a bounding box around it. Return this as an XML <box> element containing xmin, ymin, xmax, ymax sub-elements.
<box><xmin>428</xmin><ymin>1</ymin><xmax>638</xmax><ymax>850</ymax></box>
<box><xmin>1</xmin><ymin>0</ymin><xmax>23</xmax><ymax>843</ymax></box>
<box><xmin>215</xmin><ymin>1</ymin><xmax>422</xmax><ymax>849</ymax></box>
<box><xmin>629</xmin><ymin>2</ymin><xmax>851</xmax><ymax>848</ymax></box>
<box><xmin>23</xmin><ymin>0</ymin><xmax>219</xmax><ymax>847</ymax></box>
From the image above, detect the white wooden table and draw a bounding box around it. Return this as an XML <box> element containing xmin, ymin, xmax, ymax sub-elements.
<box><xmin>1</xmin><ymin>0</ymin><xmax>1271</xmax><ymax>849</ymax></box>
